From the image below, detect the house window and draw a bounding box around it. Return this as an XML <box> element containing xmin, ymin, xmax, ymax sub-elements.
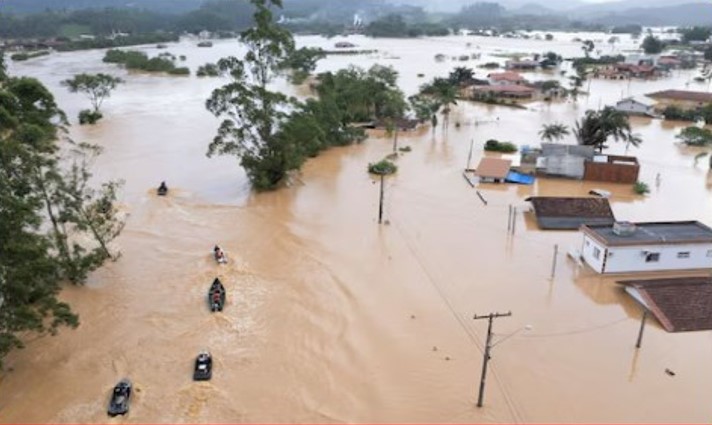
<box><xmin>677</xmin><ymin>252</ymin><xmax>691</xmax><ymax>259</ymax></box>
<box><xmin>645</xmin><ymin>252</ymin><xmax>661</xmax><ymax>263</ymax></box>
<box><xmin>593</xmin><ymin>247</ymin><xmax>601</xmax><ymax>260</ymax></box>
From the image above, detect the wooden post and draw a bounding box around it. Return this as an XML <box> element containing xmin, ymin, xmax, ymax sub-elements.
<box><xmin>511</xmin><ymin>207</ymin><xmax>517</xmax><ymax>235</ymax></box>
<box><xmin>466</xmin><ymin>139</ymin><xmax>475</xmax><ymax>171</ymax></box>
<box><xmin>378</xmin><ymin>174</ymin><xmax>385</xmax><ymax>224</ymax></box>
<box><xmin>507</xmin><ymin>205</ymin><xmax>512</xmax><ymax>232</ymax></box>
<box><xmin>635</xmin><ymin>309</ymin><xmax>648</xmax><ymax>349</ymax></box>
<box><xmin>550</xmin><ymin>244</ymin><xmax>559</xmax><ymax>279</ymax></box>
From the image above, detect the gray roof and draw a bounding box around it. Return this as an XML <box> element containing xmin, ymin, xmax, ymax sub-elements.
<box><xmin>526</xmin><ymin>197</ymin><xmax>615</xmax><ymax>230</ymax></box>
<box><xmin>583</xmin><ymin>221</ymin><xmax>712</xmax><ymax>246</ymax></box>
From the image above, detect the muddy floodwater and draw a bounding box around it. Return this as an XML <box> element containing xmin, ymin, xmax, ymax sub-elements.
<box><xmin>2</xmin><ymin>33</ymin><xmax>712</xmax><ymax>423</ymax></box>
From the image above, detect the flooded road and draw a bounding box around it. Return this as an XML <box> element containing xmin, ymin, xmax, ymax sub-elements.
<box><xmin>1</xmin><ymin>33</ymin><xmax>711</xmax><ymax>423</ymax></box>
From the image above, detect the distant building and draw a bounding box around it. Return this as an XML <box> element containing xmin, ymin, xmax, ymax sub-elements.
<box><xmin>505</xmin><ymin>60</ymin><xmax>538</xmax><ymax>71</ymax></box>
<box><xmin>581</xmin><ymin>221</ymin><xmax>712</xmax><ymax>274</ymax></box>
<box><xmin>472</xmin><ymin>85</ymin><xmax>535</xmax><ymax>99</ymax></box>
<box><xmin>615</xmin><ymin>97</ymin><xmax>655</xmax><ymax>117</ymax></box>
<box><xmin>647</xmin><ymin>90</ymin><xmax>712</xmax><ymax>109</ymax></box>
<box><xmin>487</xmin><ymin>71</ymin><xmax>527</xmax><ymax>86</ymax></box>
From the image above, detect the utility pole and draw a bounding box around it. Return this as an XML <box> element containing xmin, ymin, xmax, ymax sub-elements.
<box><xmin>473</xmin><ymin>311</ymin><xmax>512</xmax><ymax>408</ymax></box>
<box><xmin>378</xmin><ymin>174</ymin><xmax>385</xmax><ymax>224</ymax></box>
<box><xmin>635</xmin><ymin>309</ymin><xmax>649</xmax><ymax>349</ymax></box>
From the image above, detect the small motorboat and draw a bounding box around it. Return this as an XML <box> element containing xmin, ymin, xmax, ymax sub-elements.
<box><xmin>193</xmin><ymin>351</ymin><xmax>213</xmax><ymax>381</ymax></box>
<box><xmin>157</xmin><ymin>181</ymin><xmax>168</xmax><ymax>197</ymax></box>
<box><xmin>213</xmin><ymin>246</ymin><xmax>227</xmax><ymax>264</ymax></box>
<box><xmin>107</xmin><ymin>379</ymin><xmax>132</xmax><ymax>417</ymax></box>
<box><xmin>208</xmin><ymin>278</ymin><xmax>226</xmax><ymax>312</ymax></box>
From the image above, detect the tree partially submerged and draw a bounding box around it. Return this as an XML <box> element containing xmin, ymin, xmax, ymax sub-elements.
<box><xmin>0</xmin><ymin>55</ymin><xmax>125</xmax><ymax>366</ymax></box>
<box><xmin>62</xmin><ymin>73</ymin><xmax>123</xmax><ymax>124</ymax></box>
<box><xmin>206</xmin><ymin>0</ymin><xmax>297</xmax><ymax>190</ymax></box>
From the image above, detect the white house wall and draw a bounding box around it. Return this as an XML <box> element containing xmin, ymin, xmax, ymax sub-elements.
<box><xmin>582</xmin><ymin>237</ymin><xmax>712</xmax><ymax>274</ymax></box>
<box><xmin>616</xmin><ymin>101</ymin><xmax>652</xmax><ymax>115</ymax></box>
<box><xmin>581</xmin><ymin>235</ymin><xmax>606</xmax><ymax>273</ymax></box>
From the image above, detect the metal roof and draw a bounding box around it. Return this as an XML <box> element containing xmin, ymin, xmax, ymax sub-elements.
<box><xmin>582</xmin><ymin>221</ymin><xmax>712</xmax><ymax>246</ymax></box>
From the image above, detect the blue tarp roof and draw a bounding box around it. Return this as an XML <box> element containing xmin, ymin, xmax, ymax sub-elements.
<box><xmin>505</xmin><ymin>171</ymin><xmax>535</xmax><ymax>185</ymax></box>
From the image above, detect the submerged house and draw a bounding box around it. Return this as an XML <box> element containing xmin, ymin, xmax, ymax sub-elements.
<box><xmin>527</xmin><ymin>197</ymin><xmax>616</xmax><ymax>230</ymax></box>
<box><xmin>487</xmin><ymin>71</ymin><xmax>528</xmax><ymax>86</ymax></box>
<box><xmin>615</xmin><ymin>97</ymin><xmax>655</xmax><ymax>117</ymax></box>
<box><xmin>619</xmin><ymin>277</ymin><xmax>712</xmax><ymax>332</ymax></box>
<box><xmin>505</xmin><ymin>60</ymin><xmax>539</xmax><ymax>71</ymax></box>
<box><xmin>647</xmin><ymin>90</ymin><xmax>712</xmax><ymax>109</ymax></box>
<box><xmin>581</xmin><ymin>221</ymin><xmax>712</xmax><ymax>274</ymax></box>
<box><xmin>584</xmin><ymin>154</ymin><xmax>640</xmax><ymax>184</ymax></box>
<box><xmin>473</xmin><ymin>157</ymin><xmax>512</xmax><ymax>183</ymax></box>
<box><xmin>535</xmin><ymin>144</ymin><xmax>596</xmax><ymax>179</ymax></box>
<box><xmin>472</xmin><ymin>85</ymin><xmax>536</xmax><ymax>99</ymax></box>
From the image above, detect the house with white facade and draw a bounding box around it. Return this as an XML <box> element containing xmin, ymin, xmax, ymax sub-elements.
<box><xmin>580</xmin><ymin>221</ymin><xmax>712</xmax><ymax>274</ymax></box>
<box><xmin>615</xmin><ymin>97</ymin><xmax>656</xmax><ymax>117</ymax></box>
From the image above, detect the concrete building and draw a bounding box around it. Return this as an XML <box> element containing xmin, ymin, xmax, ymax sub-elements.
<box><xmin>581</xmin><ymin>221</ymin><xmax>712</xmax><ymax>274</ymax></box>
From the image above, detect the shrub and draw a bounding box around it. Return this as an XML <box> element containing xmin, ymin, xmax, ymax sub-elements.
<box><xmin>484</xmin><ymin>139</ymin><xmax>518</xmax><ymax>153</ymax></box>
<box><xmin>168</xmin><ymin>67</ymin><xmax>190</xmax><ymax>76</ymax></box>
<box><xmin>398</xmin><ymin>146</ymin><xmax>412</xmax><ymax>152</ymax></box>
<box><xmin>368</xmin><ymin>159</ymin><xmax>398</xmax><ymax>175</ymax></box>
<box><xmin>78</xmin><ymin>109</ymin><xmax>103</xmax><ymax>125</ymax></box>
<box><xmin>633</xmin><ymin>181</ymin><xmax>650</xmax><ymax>195</ymax></box>
<box><xmin>197</xmin><ymin>63</ymin><xmax>220</xmax><ymax>77</ymax></box>
<box><xmin>10</xmin><ymin>51</ymin><xmax>49</xmax><ymax>61</ymax></box>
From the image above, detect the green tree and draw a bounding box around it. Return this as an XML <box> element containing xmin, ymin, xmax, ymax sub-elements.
<box><xmin>574</xmin><ymin>107</ymin><xmax>639</xmax><ymax>152</ymax></box>
<box><xmin>0</xmin><ymin>58</ymin><xmax>125</xmax><ymax>365</ymax></box>
<box><xmin>206</xmin><ymin>0</ymin><xmax>297</xmax><ymax>190</ymax></box>
<box><xmin>568</xmin><ymin>65</ymin><xmax>587</xmax><ymax>103</ymax></box>
<box><xmin>420</xmin><ymin>77</ymin><xmax>457</xmax><ymax>128</ymax></box>
<box><xmin>448</xmin><ymin>66</ymin><xmax>474</xmax><ymax>86</ymax></box>
<box><xmin>279</xmin><ymin>46</ymin><xmax>325</xmax><ymax>84</ymax></box>
<box><xmin>681</xmin><ymin>26</ymin><xmax>712</xmax><ymax>44</ymax></box>
<box><xmin>539</xmin><ymin>123</ymin><xmax>569</xmax><ymax>142</ymax></box>
<box><xmin>581</xmin><ymin>40</ymin><xmax>595</xmax><ymax>57</ymax></box>
<box><xmin>641</xmin><ymin>35</ymin><xmax>663</xmax><ymax>54</ymax></box>
<box><xmin>61</xmin><ymin>73</ymin><xmax>124</xmax><ymax>124</ymax></box>
<box><xmin>677</xmin><ymin>126</ymin><xmax>712</xmax><ymax>146</ymax></box>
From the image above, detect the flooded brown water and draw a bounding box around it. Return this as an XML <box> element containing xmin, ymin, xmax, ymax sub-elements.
<box><xmin>2</xmin><ymin>33</ymin><xmax>711</xmax><ymax>423</ymax></box>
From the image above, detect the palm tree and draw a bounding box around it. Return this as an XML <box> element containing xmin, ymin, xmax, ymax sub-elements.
<box><xmin>574</xmin><ymin>107</ymin><xmax>639</xmax><ymax>153</ymax></box>
<box><xmin>449</xmin><ymin>66</ymin><xmax>474</xmax><ymax>86</ymax></box>
<box><xmin>539</xmin><ymin>123</ymin><xmax>570</xmax><ymax>143</ymax></box>
<box><xmin>568</xmin><ymin>65</ymin><xmax>587</xmax><ymax>103</ymax></box>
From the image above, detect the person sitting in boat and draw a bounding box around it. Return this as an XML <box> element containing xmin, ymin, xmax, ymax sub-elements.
<box><xmin>214</xmin><ymin>245</ymin><xmax>225</xmax><ymax>262</ymax></box>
